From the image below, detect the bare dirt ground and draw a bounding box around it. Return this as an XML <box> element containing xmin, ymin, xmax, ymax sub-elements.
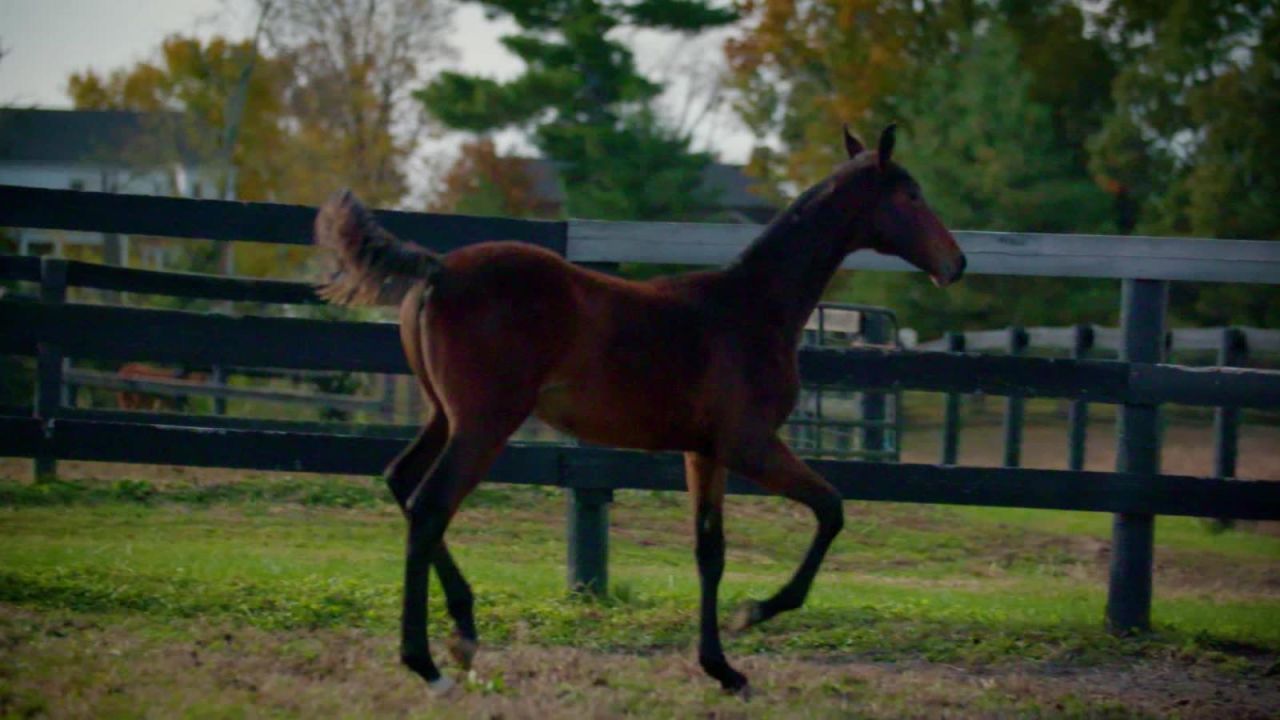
<box><xmin>3</xmin><ymin>605</ymin><xmax>1277</xmax><ymax>720</ymax></box>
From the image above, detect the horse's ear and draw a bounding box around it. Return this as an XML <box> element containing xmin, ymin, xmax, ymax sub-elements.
<box><xmin>878</xmin><ymin>123</ymin><xmax>897</xmax><ymax>171</ymax></box>
<box><xmin>843</xmin><ymin>124</ymin><xmax>865</xmax><ymax>159</ymax></box>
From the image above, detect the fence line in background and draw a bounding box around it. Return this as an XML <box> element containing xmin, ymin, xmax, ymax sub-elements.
<box><xmin>5</xmin><ymin>184</ymin><xmax>1280</xmax><ymax>283</ymax></box>
<box><xmin>925</xmin><ymin>322</ymin><xmax>1276</xmax><ymax>482</ymax></box>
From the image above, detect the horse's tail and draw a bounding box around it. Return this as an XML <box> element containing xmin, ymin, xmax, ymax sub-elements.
<box><xmin>313</xmin><ymin>189</ymin><xmax>443</xmax><ymax>307</ymax></box>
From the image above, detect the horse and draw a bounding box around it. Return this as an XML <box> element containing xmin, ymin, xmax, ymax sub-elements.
<box><xmin>313</xmin><ymin>125</ymin><xmax>965</xmax><ymax>696</ymax></box>
<box><xmin>115</xmin><ymin>362</ymin><xmax>208</xmax><ymax>412</ymax></box>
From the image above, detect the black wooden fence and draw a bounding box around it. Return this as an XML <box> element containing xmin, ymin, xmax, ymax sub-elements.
<box><xmin>920</xmin><ymin>325</ymin><xmax>1280</xmax><ymax>474</ymax></box>
<box><xmin>3</xmin><ymin>184</ymin><xmax>1280</xmax><ymax>633</ymax></box>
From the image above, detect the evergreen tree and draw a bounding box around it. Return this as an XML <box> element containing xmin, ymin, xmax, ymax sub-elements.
<box><xmin>1089</xmin><ymin>0</ymin><xmax>1280</xmax><ymax>326</ymax></box>
<box><xmin>417</xmin><ymin>0</ymin><xmax>736</xmax><ymax>220</ymax></box>
<box><xmin>873</xmin><ymin>24</ymin><xmax>1116</xmax><ymax>337</ymax></box>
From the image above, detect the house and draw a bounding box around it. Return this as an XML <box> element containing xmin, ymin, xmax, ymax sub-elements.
<box><xmin>0</xmin><ymin>108</ymin><xmax>228</xmax><ymax>264</ymax></box>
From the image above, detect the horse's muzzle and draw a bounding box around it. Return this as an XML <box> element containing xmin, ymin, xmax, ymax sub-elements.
<box><xmin>932</xmin><ymin>254</ymin><xmax>967</xmax><ymax>287</ymax></box>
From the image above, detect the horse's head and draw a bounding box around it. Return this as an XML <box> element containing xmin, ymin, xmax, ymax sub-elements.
<box><xmin>835</xmin><ymin>124</ymin><xmax>966</xmax><ymax>287</ymax></box>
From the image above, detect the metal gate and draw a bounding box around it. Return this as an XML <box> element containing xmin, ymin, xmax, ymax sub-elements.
<box><xmin>787</xmin><ymin>303</ymin><xmax>903</xmax><ymax>461</ymax></box>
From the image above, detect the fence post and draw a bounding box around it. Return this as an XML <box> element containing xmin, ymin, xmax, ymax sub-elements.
<box><xmin>211</xmin><ymin>365</ymin><xmax>228</xmax><ymax>416</ymax></box>
<box><xmin>379</xmin><ymin>373</ymin><xmax>396</xmax><ymax>421</ymax></box>
<box><xmin>567</xmin><ymin>487</ymin><xmax>613</xmax><ymax>595</ymax></box>
<box><xmin>941</xmin><ymin>331</ymin><xmax>965</xmax><ymax>465</ymax></box>
<box><xmin>1068</xmin><ymin>324</ymin><xmax>1095</xmax><ymax>471</ymax></box>
<box><xmin>1211</xmin><ymin>328</ymin><xmax>1247</xmax><ymax>529</ymax></box>
<box><xmin>1107</xmin><ymin>278</ymin><xmax>1167</xmax><ymax>634</ymax></box>
<box><xmin>34</xmin><ymin>257</ymin><xmax>68</xmax><ymax>482</ymax></box>
<box><xmin>860</xmin><ymin>313</ymin><xmax>890</xmax><ymax>455</ymax></box>
<box><xmin>1002</xmin><ymin>326</ymin><xmax>1029</xmax><ymax>467</ymax></box>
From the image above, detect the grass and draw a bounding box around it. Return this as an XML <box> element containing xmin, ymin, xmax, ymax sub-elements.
<box><xmin>0</xmin><ymin>471</ymin><xmax>1277</xmax><ymax>718</ymax></box>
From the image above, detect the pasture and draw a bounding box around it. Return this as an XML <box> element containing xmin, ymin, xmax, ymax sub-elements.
<box><xmin>2</xmin><ymin>422</ymin><xmax>1277</xmax><ymax>719</ymax></box>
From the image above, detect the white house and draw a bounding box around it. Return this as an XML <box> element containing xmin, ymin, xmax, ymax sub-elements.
<box><xmin>0</xmin><ymin>108</ymin><xmax>231</xmax><ymax>265</ymax></box>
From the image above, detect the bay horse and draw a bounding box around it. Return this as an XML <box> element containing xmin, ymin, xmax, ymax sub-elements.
<box><xmin>115</xmin><ymin>362</ymin><xmax>208</xmax><ymax>412</ymax></box>
<box><xmin>313</xmin><ymin>125</ymin><xmax>965</xmax><ymax>696</ymax></box>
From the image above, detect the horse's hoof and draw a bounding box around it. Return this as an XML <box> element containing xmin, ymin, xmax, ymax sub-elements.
<box><xmin>427</xmin><ymin>674</ymin><xmax>457</xmax><ymax>696</ymax></box>
<box><xmin>723</xmin><ymin>677</ymin><xmax>752</xmax><ymax>700</ymax></box>
<box><xmin>446</xmin><ymin>634</ymin><xmax>478</xmax><ymax>671</ymax></box>
<box><xmin>728</xmin><ymin>600</ymin><xmax>765</xmax><ymax>632</ymax></box>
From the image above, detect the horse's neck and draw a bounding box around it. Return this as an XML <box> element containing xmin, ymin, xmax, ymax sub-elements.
<box><xmin>719</xmin><ymin>201</ymin><xmax>862</xmax><ymax>341</ymax></box>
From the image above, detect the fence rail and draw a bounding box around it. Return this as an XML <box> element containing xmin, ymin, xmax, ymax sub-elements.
<box><xmin>918</xmin><ymin>325</ymin><xmax>1280</xmax><ymax>354</ymax></box>
<box><xmin>63</xmin><ymin>368</ymin><xmax>386</xmax><ymax>414</ymax></box>
<box><xmin>1</xmin><ymin>416</ymin><xmax>1274</xmax><ymax>521</ymax></box>
<box><xmin>6</xmin><ymin>300</ymin><xmax>1278</xmax><ymax>409</ymax></box>
<box><xmin>3</xmin><ymin>185</ymin><xmax>1280</xmax><ymax>630</ymax></box>
<box><xmin>5</xmin><ymin>184</ymin><xmax>1280</xmax><ymax>283</ymax></box>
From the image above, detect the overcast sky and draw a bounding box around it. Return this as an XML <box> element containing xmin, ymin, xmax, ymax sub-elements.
<box><xmin>0</xmin><ymin>0</ymin><xmax>754</xmax><ymax>186</ymax></box>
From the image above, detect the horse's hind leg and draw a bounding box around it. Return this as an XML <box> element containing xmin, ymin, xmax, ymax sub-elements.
<box><xmin>685</xmin><ymin>452</ymin><xmax>749</xmax><ymax>694</ymax></box>
<box><xmin>724</xmin><ymin>436</ymin><xmax>844</xmax><ymax>630</ymax></box>
<box><xmin>385</xmin><ymin>411</ymin><xmax>448</xmax><ymax>509</ymax></box>
<box><xmin>383</xmin><ymin>411</ymin><xmax>477</xmax><ymax>668</ymax></box>
<box><xmin>399</xmin><ymin>410</ymin><xmax>531</xmax><ymax>692</ymax></box>
<box><xmin>434</xmin><ymin>540</ymin><xmax>478</xmax><ymax>669</ymax></box>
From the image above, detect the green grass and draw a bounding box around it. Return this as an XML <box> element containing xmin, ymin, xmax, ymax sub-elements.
<box><xmin>0</xmin><ymin>473</ymin><xmax>1277</xmax><ymax>717</ymax></box>
<box><xmin>0</xmin><ymin>475</ymin><xmax>1276</xmax><ymax>671</ymax></box>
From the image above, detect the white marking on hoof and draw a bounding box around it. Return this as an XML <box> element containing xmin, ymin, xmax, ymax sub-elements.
<box><xmin>427</xmin><ymin>675</ymin><xmax>456</xmax><ymax>696</ymax></box>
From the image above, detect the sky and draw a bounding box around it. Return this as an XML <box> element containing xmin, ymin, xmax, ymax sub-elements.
<box><xmin>0</xmin><ymin>0</ymin><xmax>755</xmax><ymax>195</ymax></box>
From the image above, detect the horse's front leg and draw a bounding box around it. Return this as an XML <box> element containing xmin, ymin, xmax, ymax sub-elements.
<box><xmin>684</xmin><ymin>452</ymin><xmax>749</xmax><ymax>694</ymax></box>
<box><xmin>724</xmin><ymin>436</ymin><xmax>844</xmax><ymax>630</ymax></box>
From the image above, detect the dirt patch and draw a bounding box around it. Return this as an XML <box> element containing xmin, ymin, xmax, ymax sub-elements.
<box><xmin>902</xmin><ymin>420</ymin><xmax>1280</xmax><ymax>482</ymax></box>
<box><xmin>1</xmin><ymin>604</ymin><xmax>1276</xmax><ymax>719</ymax></box>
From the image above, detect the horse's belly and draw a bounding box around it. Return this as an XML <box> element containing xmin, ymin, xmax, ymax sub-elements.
<box><xmin>532</xmin><ymin>382</ymin><xmax>704</xmax><ymax>452</ymax></box>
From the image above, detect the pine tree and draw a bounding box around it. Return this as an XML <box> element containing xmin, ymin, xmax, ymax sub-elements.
<box><xmin>417</xmin><ymin>0</ymin><xmax>736</xmax><ymax>220</ymax></box>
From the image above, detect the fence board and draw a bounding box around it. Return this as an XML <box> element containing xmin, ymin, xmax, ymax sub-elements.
<box><xmin>0</xmin><ymin>254</ymin><xmax>40</xmax><ymax>282</ymax></box>
<box><xmin>0</xmin><ymin>301</ymin><xmax>407</xmax><ymax>373</ymax></box>
<box><xmin>569</xmin><ymin>220</ymin><xmax>1280</xmax><ymax>283</ymax></box>
<box><xmin>919</xmin><ymin>325</ymin><xmax>1280</xmax><ymax>355</ymax></box>
<box><xmin>7</xmin><ymin>417</ymin><xmax>1271</xmax><ymax>519</ymax></box>
<box><xmin>63</xmin><ymin>368</ymin><xmax>386</xmax><ymax>413</ymax></box>
<box><xmin>60</xmin><ymin>407</ymin><xmax>418</xmax><ymax>439</ymax></box>
<box><xmin>5</xmin><ymin>185</ymin><xmax>1280</xmax><ymax>283</ymax></box>
<box><xmin>63</xmin><ymin>260</ymin><xmax>321</xmax><ymax>304</ymax></box>
<box><xmin>0</xmin><ymin>185</ymin><xmax>567</xmax><ymax>253</ymax></box>
<box><xmin>6</xmin><ymin>302</ymin><xmax>1279</xmax><ymax>408</ymax></box>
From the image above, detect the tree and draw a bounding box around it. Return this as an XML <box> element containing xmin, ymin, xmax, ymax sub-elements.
<box><xmin>725</xmin><ymin>0</ymin><xmax>986</xmax><ymax>190</ymax></box>
<box><xmin>727</xmin><ymin>3</ymin><xmax>1120</xmax><ymax>336</ymax></box>
<box><xmin>1088</xmin><ymin>0</ymin><xmax>1280</xmax><ymax>326</ymax></box>
<box><xmin>256</xmin><ymin>0</ymin><xmax>454</xmax><ymax>207</ymax></box>
<box><xmin>860</xmin><ymin>23</ymin><xmax>1116</xmax><ymax>338</ymax></box>
<box><xmin>68</xmin><ymin>35</ymin><xmax>293</xmax><ymax>202</ymax></box>
<box><xmin>430</xmin><ymin>138</ymin><xmax>546</xmax><ymax>217</ymax></box>
<box><xmin>417</xmin><ymin>0</ymin><xmax>736</xmax><ymax>220</ymax></box>
<box><xmin>898</xmin><ymin>24</ymin><xmax>1111</xmax><ymax>234</ymax></box>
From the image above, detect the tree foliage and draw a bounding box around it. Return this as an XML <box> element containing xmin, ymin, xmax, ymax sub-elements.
<box><xmin>255</xmin><ymin>0</ymin><xmax>453</xmax><ymax>207</ymax></box>
<box><xmin>727</xmin><ymin>0</ymin><xmax>1278</xmax><ymax>332</ymax></box>
<box><xmin>430</xmin><ymin>138</ymin><xmax>546</xmax><ymax>217</ymax></box>
<box><xmin>1087</xmin><ymin>0</ymin><xmax>1280</xmax><ymax>326</ymax></box>
<box><xmin>68</xmin><ymin>36</ymin><xmax>293</xmax><ymax>201</ymax></box>
<box><xmin>67</xmin><ymin>0</ymin><xmax>452</xmax><ymax>208</ymax></box>
<box><xmin>418</xmin><ymin>0</ymin><xmax>735</xmax><ymax>220</ymax></box>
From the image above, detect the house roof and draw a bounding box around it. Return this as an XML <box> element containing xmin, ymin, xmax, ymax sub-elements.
<box><xmin>0</xmin><ymin>108</ymin><xmax>205</xmax><ymax>166</ymax></box>
<box><xmin>514</xmin><ymin>157</ymin><xmax>775</xmax><ymax>214</ymax></box>
<box><xmin>698</xmin><ymin>162</ymin><xmax>775</xmax><ymax>211</ymax></box>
